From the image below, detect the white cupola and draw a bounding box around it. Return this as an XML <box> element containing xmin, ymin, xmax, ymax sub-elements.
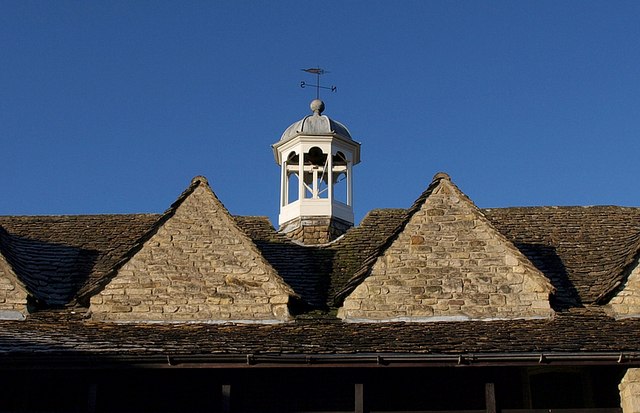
<box><xmin>272</xmin><ymin>99</ymin><xmax>361</xmax><ymax>244</ymax></box>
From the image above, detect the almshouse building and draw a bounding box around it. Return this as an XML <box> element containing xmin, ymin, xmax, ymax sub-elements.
<box><xmin>1</xmin><ymin>100</ymin><xmax>640</xmax><ymax>412</ymax></box>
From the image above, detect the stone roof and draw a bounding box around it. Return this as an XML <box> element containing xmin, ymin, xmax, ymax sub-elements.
<box><xmin>1</xmin><ymin>175</ymin><xmax>640</xmax><ymax>360</ymax></box>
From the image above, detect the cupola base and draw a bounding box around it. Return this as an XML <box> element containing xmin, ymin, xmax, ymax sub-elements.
<box><xmin>279</xmin><ymin>216</ymin><xmax>352</xmax><ymax>245</ymax></box>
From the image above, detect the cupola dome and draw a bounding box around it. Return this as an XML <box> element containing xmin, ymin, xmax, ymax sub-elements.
<box><xmin>279</xmin><ymin>99</ymin><xmax>353</xmax><ymax>144</ymax></box>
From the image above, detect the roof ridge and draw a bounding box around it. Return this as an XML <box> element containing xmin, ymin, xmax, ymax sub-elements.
<box><xmin>483</xmin><ymin>205</ymin><xmax>640</xmax><ymax>211</ymax></box>
<box><xmin>0</xmin><ymin>213</ymin><xmax>161</xmax><ymax>219</ymax></box>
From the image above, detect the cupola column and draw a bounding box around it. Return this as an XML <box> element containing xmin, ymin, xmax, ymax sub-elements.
<box><xmin>347</xmin><ymin>160</ymin><xmax>353</xmax><ymax>206</ymax></box>
<box><xmin>298</xmin><ymin>151</ymin><xmax>305</xmax><ymax>202</ymax></box>
<box><xmin>327</xmin><ymin>153</ymin><xmax>334</xmax><ymax>203</ymax></box>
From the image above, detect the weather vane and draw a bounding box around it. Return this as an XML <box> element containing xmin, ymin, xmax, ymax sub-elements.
<box><xmin>300</xmin><ymin>67</ymin><xmax>337</xmax><ymax>99</ymax></box>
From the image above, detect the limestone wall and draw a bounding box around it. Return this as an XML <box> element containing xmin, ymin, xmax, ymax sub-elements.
<box><xmin>620</xmin><ymin>368</ymin><xmax>640</xmax><ymax>413</ymax></box>
<box><xmin>0</xmin><ymin>254</ymin><xmax>28</xmax><ymax>318</ymax></box>
<box><xmin>607</xmin><ymin>258</ymin><xmax>640</xmax><ymax>318</ymax></box>
<box><xmin>339</xmin><ymin>176</ymin><xmax>553</xmax><ymax>322</ymax></box>
<box><xmin>90</xmin><ymin>179</ymin><xmax>294</xmax><ymax>323</ymax></box>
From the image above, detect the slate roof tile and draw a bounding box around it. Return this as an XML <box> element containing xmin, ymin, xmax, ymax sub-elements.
<box><xmin>0</xmin><ymin>308</ymin><xmax>639</xmax><ymax>359</ymax></box>
<box><xmin>483</xmin><ymin>206</ymin><xmax>640</xmax><ymax>308</ymax></box>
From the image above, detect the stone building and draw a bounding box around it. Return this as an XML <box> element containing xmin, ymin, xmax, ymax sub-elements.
<box><xmin>1</xmin><ymin>100</ymin><xmax>640</xmax><ymax>412</ymax></box>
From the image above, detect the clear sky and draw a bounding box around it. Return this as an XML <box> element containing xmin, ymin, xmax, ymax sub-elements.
<box><xmin>2</xmin><ymin>1</ymin><xmax>639</xmax><ymax>226</ymax></box>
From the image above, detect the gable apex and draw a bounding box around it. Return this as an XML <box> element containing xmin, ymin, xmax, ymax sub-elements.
<box><xmin>167</xmin><ymin>175</ymin><xmax>210</xmax><ymax>215</ymax></box>
<box><xmin>407</xmin><ymin>172</ymin><xmax>474</xmax><ymax>218</ymax></box>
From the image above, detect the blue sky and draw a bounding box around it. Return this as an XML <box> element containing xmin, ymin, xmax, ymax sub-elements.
<box><xmin>2</xmin><ymin>1</ymin><xmax>639</xmax><ymax>226</ymax></box>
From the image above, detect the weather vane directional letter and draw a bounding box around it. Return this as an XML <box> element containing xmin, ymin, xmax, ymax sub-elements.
<box><xmin>300</xmin><ymin>67</ymin><xmax>337</xmax><ymax>99</ymax></box>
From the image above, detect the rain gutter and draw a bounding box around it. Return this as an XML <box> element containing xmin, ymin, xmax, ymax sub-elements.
<box><xmin>1</xmin><ymin>351</ymin><xmax>640</xmax><ymax>369</ymax></box>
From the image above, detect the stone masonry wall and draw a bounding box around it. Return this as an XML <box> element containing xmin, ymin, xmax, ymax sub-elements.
<box><xmin>280</xmin><ymin>216</ymin><xmax>352</xmax><ymax>245</ymax></box>
<box><xmin>607</xmin><ymin>258</ymin><xmax>640</xmax><ymax>318</ymax></box>
<box><xmin>0</xmin><ymin>255</ymin><xmax>28</xmax><ymax>317</ymax></box>
<box><xmin>339</xmin><ymin>176</ymin><xmax>553</xmax><ymax>321</ymax></box>
<box><xmin>620</xmin><ymin>368</ymin><xmax>640</xmax><ymax>413</ymax></box>
<box><xmin>90</xmin><ymin>180</ymin><xmax>294</xmax><ymax>323</ymax></box>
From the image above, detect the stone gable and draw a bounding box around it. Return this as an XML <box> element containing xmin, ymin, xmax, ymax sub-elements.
<box><xmin>338</xmin><ymin>174</ymin><xmax>554</xmax><ymax>322</ymax></box>
<box><xmin>606</xmin><ymin>256</ymin><xmax>640</xmax><ymax>319</ymax></box>
<box><xmin>0</xmin><ymin>252</ymin><xmax>28</xmax><ymax>319</ymax></box>
<box><xmin>90</xmin><ymin>178</ymin><xmax>294</xmax><ymax>323</ymax></box>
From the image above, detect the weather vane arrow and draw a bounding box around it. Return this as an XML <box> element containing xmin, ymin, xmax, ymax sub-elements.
<box><xmin>300</xmin><ymin>67</ymin><xmax>337</xmax><ymax>99</ymax></box>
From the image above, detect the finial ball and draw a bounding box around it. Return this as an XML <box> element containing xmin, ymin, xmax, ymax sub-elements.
<box><xmin>433</xmin><ymin>172</ymin><xmax>451</xmax><ymax>181</ymax></box>
<box><xmin>310</xmin><ymin>99</ymin><xmax>325</xmax><ymax>114</ymax></box>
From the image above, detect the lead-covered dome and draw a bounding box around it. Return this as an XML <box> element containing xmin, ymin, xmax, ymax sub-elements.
<box><xmin>279</xmin><ymin>99</ymin><xmax>352</xmax><ymax>143</ymax></box>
